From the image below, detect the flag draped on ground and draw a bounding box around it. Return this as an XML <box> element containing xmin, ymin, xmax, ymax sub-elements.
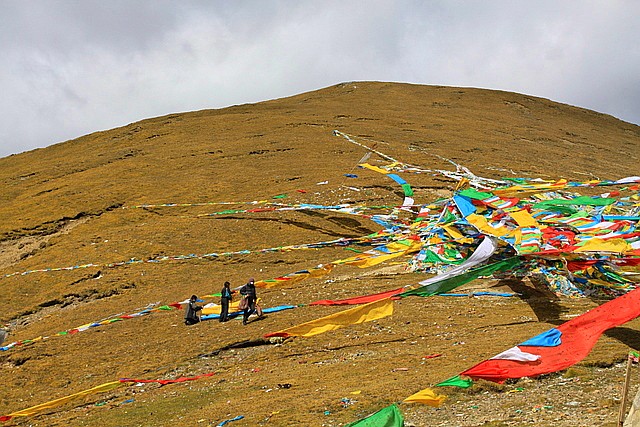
<box><xmin>397</xmin><ymin>257</ymin><xmax>522</xmax><ymax>297</ymax></box>
<box><xmin>264</xmin><ymin>298</ymin><xmax>394</xmax><ymax>338</ymax></box>
<box><xmin>0</xmin><ymin>373</ymin><xmax>216</xmax><ymax>422</ymax></box>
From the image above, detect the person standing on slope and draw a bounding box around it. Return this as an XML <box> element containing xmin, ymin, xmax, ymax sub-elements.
<box><xmin>240</xmin><ymin>278</ymin><xmax>257</xmax><ymax>325</ymax></box>
<box><xmin>219</xmin><ymin>281</ymin><xmax>233</xmax><ymax>322</ymax></box>
<box><xmin>0</xmin><ymin>328</ymin><xmax>7</xmax><ymax>346</ymax></box>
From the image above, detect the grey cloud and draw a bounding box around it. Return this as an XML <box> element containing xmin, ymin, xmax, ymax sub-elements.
<box><xmin>1</xmin><ymin>1</ymin><xmax>639</xmax><ymax>158</ymax></box>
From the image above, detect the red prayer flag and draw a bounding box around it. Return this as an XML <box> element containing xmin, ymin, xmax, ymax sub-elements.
<box><xmin>461</xmin><ymin>287</ymin><xmax>640</xmax><ymax>383</ymax></box>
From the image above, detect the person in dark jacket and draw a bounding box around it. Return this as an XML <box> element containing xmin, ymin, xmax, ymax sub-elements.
<box><xmin>239</xmin><ymin>278</ymin><xmax>257</xmax><ymax>325</ymax></box>
<box><xmin>184</xmin><ymin>295</ymin><xmax>202</xmax><ymax>325</ymax></box>
<box><xmin>219</xmin><ymin>281</ymin><xmax>233</xmax><ymax>322</ymax></box>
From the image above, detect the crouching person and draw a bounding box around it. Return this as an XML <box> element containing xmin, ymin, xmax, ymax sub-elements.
<box><xmin>184</xmin><ymin>295</ymin><xmax>202</xmax><ymax>325</ymax></box>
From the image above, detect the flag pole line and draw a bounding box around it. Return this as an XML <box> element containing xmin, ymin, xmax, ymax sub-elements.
<box><xmin>618</xmin><ymin>354</ymin><xmax>633</xmax><ymax>426</ymax></box>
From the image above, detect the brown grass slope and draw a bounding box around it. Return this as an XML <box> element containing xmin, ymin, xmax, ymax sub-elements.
<box><xmin>1</xmin><ymin>82</ymin><xmax>639</xmax><ymax>426</ymax></box>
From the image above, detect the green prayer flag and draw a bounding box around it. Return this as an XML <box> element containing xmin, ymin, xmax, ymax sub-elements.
<box><xmin>397</xmin><ymin>257</ymin><xmax>522</xmax><ymax>297</ymax></box>
<box><xmin>272</xmin><ymin>194</ymin><xmax>287</xmax><ymax>199</ymax></box>
<box><xmin>441</xmin><ymin>209</ymin><xmax>458</xmax><ymax>224</ymax></box>
<box><xmin>436</xmin><ymin>375</ymin><xmax>473</xmax><ymax>388</ymax></box>
<box><xmin>401</xmin><ymin>183</ymin><xmax>414</xmax><ymax>197</ymax></box>
<box><xmin>443</xmin><ymin>247</ymin><xmax>462</xmax><ymax>260</ymax></box>
<box><xmin>344</xmin><ymin>247</ymin><xmax>364</xmax><ymax>253</ymax></box>
<box><xmin>602</xmin><ymin>270</ymin><xmax>630</xmax><ymax>284</ymax></box>
<box><xmin>458</xmin><ymin>188</ymin><xmax>494</xmax><ymax>200</ymax></box>
<box><xmin>421</xmin><ymin>249</ymin><xmax>463</xmax><ymax>265</ymax></box>
<box><xmin>533</xmin><ymin>196</ymin><xmax>615</xmax><ymax>207</ymax></box>
<box><xmin>535</xmin><ymin>204</ymin><xmax>577</xmax><ymax>215</ymax></box>
<box><xmin>345</xmin><ymin>404</ymin><xmax>404</xmax><ymax>427</ymax></box>
<box><xmin>216</xmin><ymin>209</ymin><xmax>242</xmax><ymax>215</ymax></box>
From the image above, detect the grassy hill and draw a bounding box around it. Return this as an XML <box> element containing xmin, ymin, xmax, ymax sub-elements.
<box><xmin>1</xmin><ymin>82</ymin><xmax>639</xmax><ymax>426</ymax></box>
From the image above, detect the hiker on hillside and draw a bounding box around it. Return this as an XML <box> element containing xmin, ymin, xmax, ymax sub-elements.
<box><xmin>239</xmin><ymin>278</ymin><xmax>258</xmax><ymax>325</ymax></box>
<box><xmin>184</xmin><ymin>295</ymin><xmax>203</xmax><ymax>325</ymax></box>
<box><xmin>219</xmin><ymin>281</ymin><xmax>233</xmax><ymax>322</ymax></box>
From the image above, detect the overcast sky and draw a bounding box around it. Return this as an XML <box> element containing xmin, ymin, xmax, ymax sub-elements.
<box><xmin>1</xmin><ymin>1</ymin><xmax>639</xmax><ymax>158</ymax></box>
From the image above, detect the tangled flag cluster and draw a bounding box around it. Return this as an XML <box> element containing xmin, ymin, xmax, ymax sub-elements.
<box><xmin>413</xmin><ymin>176</ymin><xmax>639</xmax><ymax>295</ymax></box>
<box><xmin>332</xmin><ymin>130</ymin><xmax>640</xmax><ymax>300</ymax></box>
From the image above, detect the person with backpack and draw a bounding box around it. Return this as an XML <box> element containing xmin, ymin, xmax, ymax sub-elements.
<box><xmin>239</xmin><ymin>278</ymin><xmax>257</xmax><ymax>325</ymax></box>
<box><xmin>219</xmin><ymin>281</ymin><xmax>233</xmax><ymax>322</ymax></box>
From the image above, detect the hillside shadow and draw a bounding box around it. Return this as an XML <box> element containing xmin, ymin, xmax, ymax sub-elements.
<box><xmin>212</xmin><ymin>215</ymin><xmax>365</xmax><ymax>239</ymax></box>
<box><xmin>498</xmin><ymin>278</ymin><xmax>564</xmax><ymax>322</ymax></box>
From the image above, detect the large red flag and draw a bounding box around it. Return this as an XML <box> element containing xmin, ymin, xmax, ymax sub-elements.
<box><xmin>461</xmin><ymin>287</ymin><xmax>640</xmax><ymax>383</ymax></box>
<box><xmin>309</xmin><ymin>287</ymin><xmax>404</xmax><ymax>306</ymax></box>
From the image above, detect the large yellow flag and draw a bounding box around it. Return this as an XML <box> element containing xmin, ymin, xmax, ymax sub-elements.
<box><xmin>202</xmin><ymin>298</ymin><xmax>263</xmax><ymax>315</ymax></box>
<box><xmin>574</xmin><ymin>238</ymin><xmax>632</xmax><ymax>254</ymax></box>
<box><xmin>2</xmin><ymin>381</ymin><xmax>122</xmax><ymax>419</ymax></box>
<box><xmin>202</xmin><ymin>300</ymin><xmax>242</xmax><ymax>315</ymax></box>
<box><xmin>403</xmin><ymin>387</ymin><xmax>447</xmax><ymax>407</ymax></box>
<box><xmin>265</xmin><ymin>298</ymin><xmax>394</xmax><ymax>338</ymax></box>
<box><xmin>465</xmin><ymin>213</ymin><xmax>512</xmax><ymax>237</ymax></box>
<box><xmin>508</xmin><ymin>209</ymin><xmax>540</xmax><ymax>228</ymax></box>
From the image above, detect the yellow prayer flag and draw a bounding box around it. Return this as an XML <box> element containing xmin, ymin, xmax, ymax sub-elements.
<box><xmin>266</xmin><ymin>298</ymin><xmax>394</xmax><ymax>338</ymax></box>
<box><xmin>493</xmin><ymin>179</ymin><xmax>568</xmax><ymax>197</ymax></box>
<box><xmin>443</xmin><ymin>224</ymin><xmax>464</xmax><ymax>240</ymax></box>
<box><xmin>509</xmin><ymin>209</ymin><xmax>540</xmax><ymax>228</ymax></box>
<box><xmin>454</xmin><ymin>177</ymin><xmax>470</xmax><ymax>191</ymax></box>
<box><xmin>4</xmin><ymin>381</ymin><xmax>123</xmax><ymax>418</ymax></box>
<box><xmin>308</xmin><ymin>264</ymin><xmax>334</xmax><ymax>277</ymax></box>
<box><xmin>574</xmin><ymin>238</ymin><xmax>632</xmax><ymax>254</ymax></box>
<box><xmin>443</xmin><ymin>225</ymin><xmax>474</xmax><ymax>244</ymax></box>
<box><xmin>403</xmin><ymin>387</ymin><xmax>447</xmax><ymax>407</ymax></box>
<box><xmin>335</xmin><ymin>240</ymin><xmax>421</xmax><ymax>268</ymax></box>
<box><xmin>359</xmin><ymin>163</ymin><xmax>390</xmax><ymax>175</ymax></box>
<box><xmin>466</xmin><ymin>214</ymin><xmax>511</xmax><ymax>237</ymax></box>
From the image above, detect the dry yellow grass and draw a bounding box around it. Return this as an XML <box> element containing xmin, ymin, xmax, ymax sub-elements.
<box><xmin>1</xmin><ymin>82</ymin><xmax>639</xmax><ymax>426</ymax></box>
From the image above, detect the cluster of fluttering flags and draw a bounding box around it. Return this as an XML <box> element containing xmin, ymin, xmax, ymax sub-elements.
<box><xmin>332</xmin><ymin>131</ymin><xmax>640</xmax><ymax>298</ymax></box>
<box><xmin>402</xmin><ymin>176</ymin><xmax>639</xmax><ymax>297</ymax></box>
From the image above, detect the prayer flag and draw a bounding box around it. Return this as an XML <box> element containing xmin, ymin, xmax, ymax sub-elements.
<box><xmin>404</xmin><ymin>387</ymin><xmax>447</xmax><ymax>406</ymax></box>
<box><xmin>345</xmin><ymin>404</ymin><xmax>404</xmax><ymax>427</ymax></box>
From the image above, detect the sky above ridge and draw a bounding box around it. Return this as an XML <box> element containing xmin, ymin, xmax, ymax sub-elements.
<box><xmin>1</xmin><ymin>1</ymin><xmax>639</xmax><ymax>158</ymax></box>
